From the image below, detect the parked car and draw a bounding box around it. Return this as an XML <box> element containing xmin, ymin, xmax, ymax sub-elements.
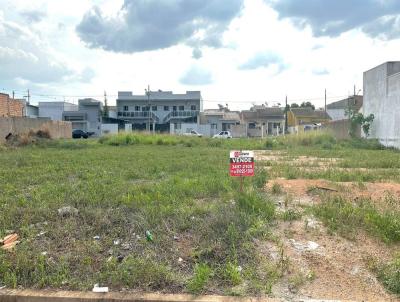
<box><xmin>72</xmin><ymin>129</ymin><xmax>89</xmax><ymax>139</ymax></box>
<box><xmin>182</xmin><ymin>130</ymin><xmax>203</xmax><ymax>137</ymax></box>
<box><xmin>213</xmin><ymin>131</ymin><xmax>232</xmax><ymax>139</ymax></box>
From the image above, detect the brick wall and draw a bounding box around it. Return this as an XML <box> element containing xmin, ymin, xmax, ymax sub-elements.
<box><xmin>0</xmin><ymin>93</ymin><xmax>24</xmax><ymax>117</ymax></box>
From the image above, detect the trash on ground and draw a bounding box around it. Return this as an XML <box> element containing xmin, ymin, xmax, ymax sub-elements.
<box><xmin>41</xmin><ymin>251</ymin><xmax>48</xmax><ymax>256</ymax></box>
<box><xmin>92</xmin><ymin>284</ymin><xmax>109</xmax><ymax>293</ymax></box>
<box><xmin>145</xmin><ymin>230</ymin><xmax>153</xmax><ymax>242</ymax></box>
<box><xmin>117</xmin><ymin>255</ymin><xmax>124</xmax><ymax>263</ymax></box>
<box><xmin>289</xmin><ymin>239</ymin><xmax>320</xmax><ymax>252</ymax></box>
<box><xmin>178</xmin><ymin>257</ymin><xmax>183</xmax><ymax>263</ymax></box>
<box><xmin>113</xmin><ymin>239</ymin><xmax>121</xmax><ymax>245</ymax></box>
<box><xmin>173</xmin><ymin>235</ymin><xmax>179</xmax><ymax>241</ymax></box>
<box><xmin>1</xmin><ymin>233</ymin><xmax>19</xmax><ymax>251</ymax></box>
<box><xmin>58</xmin><ymin>206</ymin><xmax>79</xmax><ymax>217</ymax></box>
<box><xmin>121</xmin><ymin>243</ymin><xmax>131</xmax><ymax>250</ymax></box>
<box><xmin>37</xmin><ymin>231</ymin><xmax>47</xmax><ymax>237</ymax></box>
<box><xmin>93</xmin><ymin>235</ymin><xmax>100</xmax><ymax>240</ymax></box>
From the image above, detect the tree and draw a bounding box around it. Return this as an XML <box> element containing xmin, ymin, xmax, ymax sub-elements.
<box><xmin>290</xmin><ymin>103</ymin><xmax>299</xmax><ymax>108</ymax></box>
<box><xmin>300</xmin><ymin>101</ymin><xmax>315</xmax><ymax>110</ymax></box>
<box><xmin>345</xmin><ymin>107</ymin><xmax>374</xmax><ymax>138</ymax></box>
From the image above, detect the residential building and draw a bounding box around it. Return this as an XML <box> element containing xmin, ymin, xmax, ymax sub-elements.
<box><xmin>62</xmin><ymin>98</ymin><xmax>103</xmax><ymax>136</ymax></box>
<box><xmin>116</xmin><ymin>90</ymin><xmax>202</xmax><ymax>132</ymax></box>
<box><xmin>39</xmin><ymin>101</ymin><xmax>78</xmax><ymax>121</ymax></box>
<box><xmin>19</xmin><ymin>100</ymin><xmax>39</xmax><ymax>118</ymax></box>
<box><xmin>241</xmin><ymin>106</ymin><xmax>285</xmax><ymax>137</ymax></box>
<box><xmin>363</xmin><ymin>61</ymin><xmax>400</xmax><ymax>148</ymax></box>
<box><xmin>287</xmin><ymin>107</ymin><xmax>331</xmax><ymax>133</ymax></box>
<box><xmin>199</xmin><ymin>108</ymin><xmax>241</xmax><ymax>135</ymax></box>
<box><xmin>327</xmin><ymin>95</ymin><xmax>363</xmax><ymax>121</ymax></box>
<box><xmin>0</xmin><ymin>93</ymin><xmax>24</xmax><ymax>117</ymax></box>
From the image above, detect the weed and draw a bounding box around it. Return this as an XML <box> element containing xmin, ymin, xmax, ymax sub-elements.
<box><xmin>377</xmin><ymin>255</ymin><xmax>400</xmax><ymax>294</ymax></box>
<box><xmin>281</xmin><ymin>209</ymin><xmax>302</xmax><ymax>221</ymax></box>
<box><xmin>186</xmin><ymin>263</ymin><xmax>213</xmax><ymax>294</ymax></box>
<box><xmin>271</xmin><ymin>183</ymin><xmax>283</xmax><ymax>194</ymax></box>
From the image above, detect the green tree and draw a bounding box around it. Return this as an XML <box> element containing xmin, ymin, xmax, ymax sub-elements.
<box><xmin>290</xmin><ymin>103</ymin><xmax>299</xmax><ymax>108</ymax></box>
<box><xmin>345</xmin><ymin>107</ymin><xmax>374</xmax><ymax>138</ymax></box>
<box><xmin>300</xmin><ymin>101</ymin><xmax>315</xmax><ymax>110</ymax></box>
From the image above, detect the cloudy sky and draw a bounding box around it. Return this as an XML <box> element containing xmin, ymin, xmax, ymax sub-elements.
<box><xmin>1</xmin><ymin>0</ymin><xmax>400</xmax><ymax>110</ymax></box>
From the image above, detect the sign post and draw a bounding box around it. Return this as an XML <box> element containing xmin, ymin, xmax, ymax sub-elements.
<box><xmin>230</xmin><ymin>150</ymin><xmax>254</xmax><ymax>192</ymax></box>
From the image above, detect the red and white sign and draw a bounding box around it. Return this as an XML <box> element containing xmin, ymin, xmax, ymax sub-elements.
<box><xmin>230</xmin><ymin>150</ymin><xmax>254</xmax><ymax>177</ymax></box>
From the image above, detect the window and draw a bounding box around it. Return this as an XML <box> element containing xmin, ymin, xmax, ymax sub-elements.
<box><xmin>211</xmin><ymin>123</ymin><xmax>217</xmax><ymax>129</ymax></box>
<box><xmin>142</xmin><ymin>106</ymin><xmax>150</xmax><ymax>111</ymax></box>
<box><xmin>164</xmin><ymin>106</ymin><xmax>169</xmax><ymax>111</ymax></box>
<box><xmin>123</xmin><ymin>106</ymin><xmax>128</xmax><ymax>111</ymax></box>
<box><xmin>118</xmin><ymin>112</ymin><xmax>122</xmax><ymax>116</ymax></box>
<box><xmin>191</xmin><ymin>105</ymin><xmax>196</xmax><ymax>110</ymax></box>
<box><xmin>248</xmin><ymin>123</ymin><xmax>256</xmax><ymax>129</ymax></box>
<box><xmin>173</xmin><ymin>106</ymin><xmax>177</xmax><ymax>111</ymax></box>
<box><xmin>174</xmin><ymin>123</ymin><xmax>181</xmax><ymax>130</ymax></box>
<box><xmin>179</xmin><ymin>105</ymin><xmax>184</xmax><ymax>111</ymax></box>
<box><xmin>135</xmin><ymin>106</ymin><xmax>140</xmax><ymax>111</ymax></box>
<box><xmin>152</xmin><ymin>105</ymin><xmax>157</xmax><ymax>111</ymax></box>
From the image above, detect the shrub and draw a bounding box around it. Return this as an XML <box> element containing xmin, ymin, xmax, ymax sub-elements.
<box><xmin>187</xmin><ymin>263</ymin><xmax>213</xmax><ymax>294</ymax></box>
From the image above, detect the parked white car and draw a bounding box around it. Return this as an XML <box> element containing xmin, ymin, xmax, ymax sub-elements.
<box><xmin>182</xmin><ymin>130</ymin><xmax>203</xmax><ymax>137</ymax></box>
<box><xmin>213</xmin><ymin>131</ymin><xmax>232</xmax><ymax>139</ymax></box>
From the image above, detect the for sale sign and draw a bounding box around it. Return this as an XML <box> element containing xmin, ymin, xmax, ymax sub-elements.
<box><xmin>230</xmin><ymin>150</ymin><xmax>254</xmax><ymax>177</ymax></box>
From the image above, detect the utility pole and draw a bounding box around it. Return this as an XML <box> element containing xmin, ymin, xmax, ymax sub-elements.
<box><xmin>285</xmin><ymin>95</ymin><xmax>288</xmax><ymax>135</ymax></box>
<box><xmin>324</xmin><ymin>89</ymin><xmax>327</xmax><ymax>113</ymax></box>
<box><xmin>27</xmin><ymin>89</ymin><xmax>30</xmax><ymax>104</ymax></box>
<box><xmin>12</xmin><ymin>90</ymin><xmax>15</xmax><ymax>99</ymax></box>
<box><xmin>145</xmin><ymin>85</ymin><xmax>151</xmax><ymax>133</ymax></box>
<box><xmin>103</xmin><ymin>91</ymin><xmax>109</xmax><ymax>118</ymax></box>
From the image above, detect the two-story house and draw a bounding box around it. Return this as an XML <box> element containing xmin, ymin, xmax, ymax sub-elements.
<box><xmin>116</xmin><ymin>90</ymin><xmax>202</xmax><ymax>132</ymax></box>
<box><xmin>62</xmin><ymin>98</ymin><xmax>103</xmax><ymax>136</ymax></box>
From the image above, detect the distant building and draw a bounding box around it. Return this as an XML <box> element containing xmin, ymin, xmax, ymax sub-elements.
<box><xmin>0</xmin><ymin>93</ymin><xmax>24</xmax><ymax>117</ymax></box>
<box><xmin>39</xmin><ymin>101</ymin><xmax>77</xmax><ymax>121</ymax></box>
<box><xmin>241</xmin><ymin>106</ymin><xmax>285</xmax><ymax>137</ymax></box>
<box><xmin>363</xmin><ymin>61</ymin><xmax>400</xmax><ymax>148</ymax></box>
<box><xmin>116</xmin><ymin>90</ymin><xmax>202</xmax><ymax>132</ymax></box>
<box><xmin>288</xmin><ymin>107</ymin><xmax>331</xmax><ymax>133</ymax></box>
<box><xmin>199</xmin><ymin>108</ymin><xmax>241</xmax><ymax>135</ymax></box>
<box><xmin>62</xmin><ymin>98</ymin><xmax>103</xmax><ymax>136</ymax></box>
<box><xmin>327</xmin><ymin>95</ymin><xmax>363</xmax><ymax>121</ymax></box>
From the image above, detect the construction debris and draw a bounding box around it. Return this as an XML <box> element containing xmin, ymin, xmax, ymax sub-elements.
<box><xmin>92</xmin><ymin>284</ymin><xmax>109</xmax><ymax>293</ymax></box>
<box><xmin>0</xmin><ymin>233</ymin><xmax>19</xmax><ymax>251</ymax></box>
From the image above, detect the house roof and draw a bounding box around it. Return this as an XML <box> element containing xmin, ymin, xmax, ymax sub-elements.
<box><xmin>327</xmin><ymin>95</ymin><xmax>363</xmax><ymax>110</ymax></box>
<box><xmin>291</xmin><ymin>107</ymin><xmax>331</xmax><ymax>119</ymax></box>
<box><xmin>221</xmin><ymin>111</ymin><xmax>240</xmax><ymax>121</ymax></box>
<box><xmin>242</xmin><ymin>107</ymin><xmax>284</xmax><ymax>120</ymax></box>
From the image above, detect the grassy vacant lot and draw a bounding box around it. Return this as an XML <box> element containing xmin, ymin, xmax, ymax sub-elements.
<box><xmin>0</xmin><ymin>132</ymin><xmax>399</xmax><ymax>298</ymax></box>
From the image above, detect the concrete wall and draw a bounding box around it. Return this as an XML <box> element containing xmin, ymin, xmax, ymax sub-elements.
<box><xmin>325</xmin><ymin>119</ymin><xmax>360</xmax><ymax>140</ymax></box>
<box><xmin>363</xmin><ymin>62</ymin><xmax>400</xmax><ymax>148</ymax></box>
<box><xmin>101</xmin><ymin>124</ymin><xmax>119</xmax><ymax>135</ymax></box>
<box><xmin>231</xmin><ymin>124</ymin><xmax>247</xmax><ymax>138</ymax></box>
<box><xmin>0</xmin><ymin>117</ymin><xmax>72</xmax><ymax>143</ymax></box>
<box><xmin>171</xmin><ymin>123</ymin><xmax>212</xmax><ymax>136</ymax></box>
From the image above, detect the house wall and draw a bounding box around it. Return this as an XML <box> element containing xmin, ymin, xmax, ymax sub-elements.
<box><xmin>363</xmin><ymin>62</ymin><xmax>400</xmax><ymax>148</ymax></box>
<box><xmin>80</xmin><ymin>107</ymin><xmax>102</xmax><ymax>136</ymax></box>
<box><xmin>39</xmin><ymin>102</ymin><xmax>78</xmax><ymax>120</ymax></box>
<box><xmin>117</xmin><ymin>99</ymin><xmax>201</xmax><ymax>124</ymax></box>
<box><xmin>0</xmin><ymin>117</ymin><xmax>72</xmax><ymax>143</ymax></box>
<box><xmin>0</xmin><ymin>94</ymin><xmax>24</xmax><ymax>117</ymax></box>
<box><xmin>327</xmin><ymin>109</ymin><xmax>346</xmax><ymax>121</ymax></box>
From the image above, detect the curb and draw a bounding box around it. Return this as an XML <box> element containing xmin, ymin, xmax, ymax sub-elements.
<box><xmin>0</xmin><ymin>290</ymin><xmax>361</xmax><ymax>302</ymax></box>
<box><xmin>0</xmin><ymin>290</ymin><xmax>281</xmax><ymax>302</ymax></box>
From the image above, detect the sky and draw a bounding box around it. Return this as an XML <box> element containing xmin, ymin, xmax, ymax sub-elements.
<box><xmin>1</xmin><ymin>0</ymin><xmax>400</xmax><ymax>110</ymax></box>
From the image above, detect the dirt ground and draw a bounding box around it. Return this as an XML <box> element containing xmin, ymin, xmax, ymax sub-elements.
<box><xmin>256</xmin><ymin>151</ymin><xmax>400</xmax><ymax>301</ymax></box>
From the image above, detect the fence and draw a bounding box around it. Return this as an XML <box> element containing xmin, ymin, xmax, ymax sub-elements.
<box><xmin>0</xmin><ymin>117</ymin><xmax>72</xmax><ymax>143</ymax></box>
